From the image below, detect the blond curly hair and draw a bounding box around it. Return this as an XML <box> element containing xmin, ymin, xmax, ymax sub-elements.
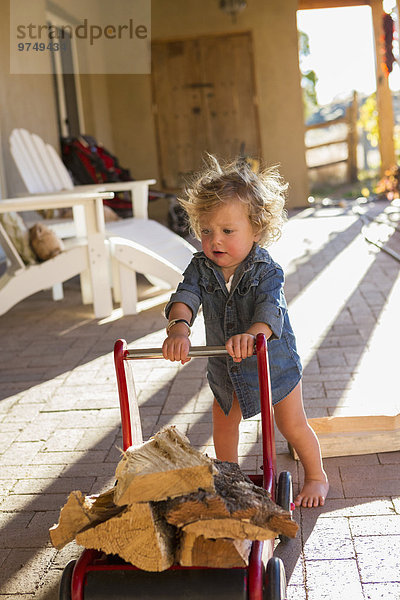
<box><xmin>180</xmin><ymin>155</ymin><xmax>288</xmax><ymax>246</ymax></box>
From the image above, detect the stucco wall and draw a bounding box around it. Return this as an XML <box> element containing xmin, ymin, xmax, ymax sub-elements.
<box><xmin>0</xmin><ymin>0</ymin><xmax>309</xmax><ymax>207</ymax></box>
<box><xmin>0</xmin><ymin>0</ymin><xmax>59</xmax><ymax>197</ymax></box>
<box><xmin>80</xmin><ymin>75</ymin><xmax>114</xmax><ymax>151</ymax></box>
<box><xmin>0</xmin><ymin>0</ymin><xmax>115</xmax><ymax>198</ymax></box>
<box><xmin>108</xmin><ymin>0</ymin><xmax>309</xmax><ymax>208</ymax></box>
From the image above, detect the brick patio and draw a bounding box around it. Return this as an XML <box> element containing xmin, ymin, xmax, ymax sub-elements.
<box><xmin>1</xmin><ymin>200</ymin><xmax>400</xmax><ymax>599</ymax></box>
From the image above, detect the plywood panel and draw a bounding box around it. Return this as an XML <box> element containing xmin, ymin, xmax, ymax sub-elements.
<box><xmin>290</xmin><ymin>415</ymin><xmax>400</xmax><ymax>459</ymax></box>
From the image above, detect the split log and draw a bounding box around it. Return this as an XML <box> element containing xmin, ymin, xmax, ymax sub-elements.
<box><xmin>164</xmin><ymin>460</ymin><xmax>298</xmax><ymax>539</ymax></box>
<box><xmin>49</xmin><ymin>427</ymin><xmax>298</xmax><ymax>571</ymax></box>
<box><xmin>114</xmin><ymin>426</ymin><xmax>216</xmax><ymax>505</ymax></box>
<box><xmin>182</xmin><ymin>518</ymin><xmax>276</xmax><ymax>541</ymax></box>
<box><xmin>178</xmin><ymin>532</ymin><xmax>252</xmax><ymax>568</ymax></box>
<box><xmin>49</xmin><ymin>488</ymin><xmax>124</xmax><ymax>549</ymax></box>
<box><xmin>76</xmin><ymin>502</ymin><xmax>176</xmax><ymax>572</ymax></box>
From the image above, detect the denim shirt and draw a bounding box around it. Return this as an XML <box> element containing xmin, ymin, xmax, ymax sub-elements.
<box><xmin>165</xmin><ymin>244</ymin><xmax>302</xmax><ymax>419</ymax></box>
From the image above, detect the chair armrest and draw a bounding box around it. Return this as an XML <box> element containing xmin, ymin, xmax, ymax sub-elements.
<box><xmin>0</xmin><ymin>190</ymin><xmax>115</xmax><ymax>238</ymax></box>
<box><xmin>72</xmin><ymin>180</ymin><xmax>156</xmax><ymax>219</ymax></box>
<box><xmin>0</xmin><ymin>190</ymin><xmax>114</xmax><ymax>213</ymax></box>
<box><xmin>0</xmin><ymin>221</ymin><xmax>26</xmax><ymax>273</ymax></box>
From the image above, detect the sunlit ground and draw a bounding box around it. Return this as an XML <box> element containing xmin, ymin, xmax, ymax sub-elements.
<box><xmin>1</xmin><ymin>201</ymin><xmax>400</xmax><ymax>597</ymax></box>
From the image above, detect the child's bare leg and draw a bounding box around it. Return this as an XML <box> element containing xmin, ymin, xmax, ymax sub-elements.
<box><xmin>274</xmin><ymin>382</ymin><xmax>328</xmax><ymax>508</ymax></box>
<box><xmin>212</xmin><ymin>394</ymin><xmax>242</xmax><ymax>463</ymax></box>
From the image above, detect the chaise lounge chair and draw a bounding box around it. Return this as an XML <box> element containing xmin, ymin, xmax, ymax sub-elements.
<box><xmin>0</xmin><ymin>190</ymin><xmax>115</xmax><ymax>318</ymax></box>
<box><xmin>9</xmin><ymin>128</ymin><xmax>195</xmax><ymax>314</ymax></box>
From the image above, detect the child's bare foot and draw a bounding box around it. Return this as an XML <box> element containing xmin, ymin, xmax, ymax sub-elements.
<box><xmin>294</xmin><ymin>478</ymin><xmax>329</xmax><ymax>508</ymax></box>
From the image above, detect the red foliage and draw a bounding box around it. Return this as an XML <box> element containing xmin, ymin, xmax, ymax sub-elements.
<box><xmin>375</xmin><ymin>165</ymin><xmax>400</xmax><ymax>200</ymax></box>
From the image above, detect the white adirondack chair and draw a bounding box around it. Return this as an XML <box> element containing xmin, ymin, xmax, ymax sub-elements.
<box><xmin>0</xmin><ymin>191</ymin><xmax>115</xmax><ymax>318</ymax></box>
<box><xmin>9</xmin><ymin>128</ymin><xmax>195</xmax><ymax>314</ymax></box>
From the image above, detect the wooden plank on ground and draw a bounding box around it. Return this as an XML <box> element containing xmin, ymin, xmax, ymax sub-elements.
<box><xmin>290</xmin><ymin>415</ymin><xmax>400</xmax><ymax>459</ymax></box>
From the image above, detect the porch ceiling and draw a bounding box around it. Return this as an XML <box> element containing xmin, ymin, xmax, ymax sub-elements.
<box><xmin>298</xmin><ymin>0</ymin><xmax>370</xmax><ymax>9</ymax></box>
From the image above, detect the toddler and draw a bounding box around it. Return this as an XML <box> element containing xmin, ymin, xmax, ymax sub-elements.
<box><xmin>162</xmin><ymin>156</ymin><xmax>328</xmax><ymax>508</ymax></box>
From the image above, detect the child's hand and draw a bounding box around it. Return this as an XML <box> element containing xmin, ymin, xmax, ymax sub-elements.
<box><xmin>162</xmin><ymin>334</ymin><xmax>191</xmax><ymax>365</ymax></box>
<box><xmin>226</xmin><ymin>334</ymin><xmax>255</xmax><ymax>362</ymax></box>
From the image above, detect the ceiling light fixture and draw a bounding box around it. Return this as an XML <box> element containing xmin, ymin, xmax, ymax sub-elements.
<box><xmin>219</xmin><ymin>0</ymin><xmax>247</xmax><ymax>23</ymax></box>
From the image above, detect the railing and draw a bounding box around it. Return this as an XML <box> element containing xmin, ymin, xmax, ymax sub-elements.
<box><xmin>305</xmin><ymin>90</ymin><xmax>358</xmax><ymax>183</ymax></box>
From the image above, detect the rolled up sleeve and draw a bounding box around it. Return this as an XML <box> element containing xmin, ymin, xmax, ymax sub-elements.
<box><xmin>164</xmin><ymin>261</ymin><xmax>202</xmax><ymax>325</ymax></box>
<box><xmin>251</xmin><ymin>267</ymin><xmax>286</xmax><ymax>340</ymax></box>
<box><xmin>165</xmin><ymin>290</ymin><xmax>201</xmax><ymax>324</ymax></box>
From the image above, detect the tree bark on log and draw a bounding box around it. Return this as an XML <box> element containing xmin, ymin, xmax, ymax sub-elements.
<box><xmin>163</xmin><ymin>460</ymin><xmax>298</xmax><ymax>539</ymax></box>
<box><xmin>114</xmin><ymin>426</ymin><xmax>216</xmax><ymax>505</ymax></box>
<box><xmin>76</xmin><ymin>502</ymin><xmax>176</xmax><ymax>572</ymax></box>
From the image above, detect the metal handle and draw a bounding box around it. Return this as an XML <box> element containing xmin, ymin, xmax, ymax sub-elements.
<box><xmin>125</xmin><ymin>345</ymin><xmax>230</xmax><ymax>359</ymax></box>
<box><xmin>114</xmin><ymin>334</ymin><xmax>275</xmax><ymax>496</ymax></box>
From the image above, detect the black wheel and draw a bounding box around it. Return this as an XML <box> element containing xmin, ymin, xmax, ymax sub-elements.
<box><xmin>264</xmin><ymin>556</ymin><xmax>286</xmax><ymax>600</ymax></box>
<box><xmin>276</xmin><ymin>471</ymin><xmax>293</xmax><ymax>543</ymax></box>
<box><xmin>59</xmin><ymin>560</ymin><xmax>76</xmax><ymax>600</ymax></box>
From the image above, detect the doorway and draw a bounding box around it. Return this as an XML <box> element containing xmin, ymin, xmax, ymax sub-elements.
<box><xmin>47</xmin><ymin>11</ymin><xmax>85</xmax><ymax>139</ymax></box>
<box><xmin>151</xmin><ymin>32</ymin><xmax>261</xmax><ymax>190</ymax></box>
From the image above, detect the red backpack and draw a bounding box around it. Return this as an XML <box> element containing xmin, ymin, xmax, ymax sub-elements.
<box><xmin>61</xmin><ymin>135</ymin><xmax>189</xmax><ymax>234</ymax></box>
<box><xmin>61</xmin><ymin>135</ymin><xmax>136</xmax><ymax>216</ymax></box>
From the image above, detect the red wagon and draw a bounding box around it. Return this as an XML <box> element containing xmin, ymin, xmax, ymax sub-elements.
<box><xmin>59</xmin><ymin>333</ymin><xmax>294</xmax><ymax>600</ymax></box>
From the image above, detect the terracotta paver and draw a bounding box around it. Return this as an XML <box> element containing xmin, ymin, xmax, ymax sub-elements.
<box><xmin>1</xmin><ymin>201</ymin><xmax>400</xmax><ymax>598</ymax></box>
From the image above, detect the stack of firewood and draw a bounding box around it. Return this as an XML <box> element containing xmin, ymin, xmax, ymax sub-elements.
<box><xmin>49</xmin><ymin>426</ymin><xmax>297</xmax><ymax>571</ymax></box>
